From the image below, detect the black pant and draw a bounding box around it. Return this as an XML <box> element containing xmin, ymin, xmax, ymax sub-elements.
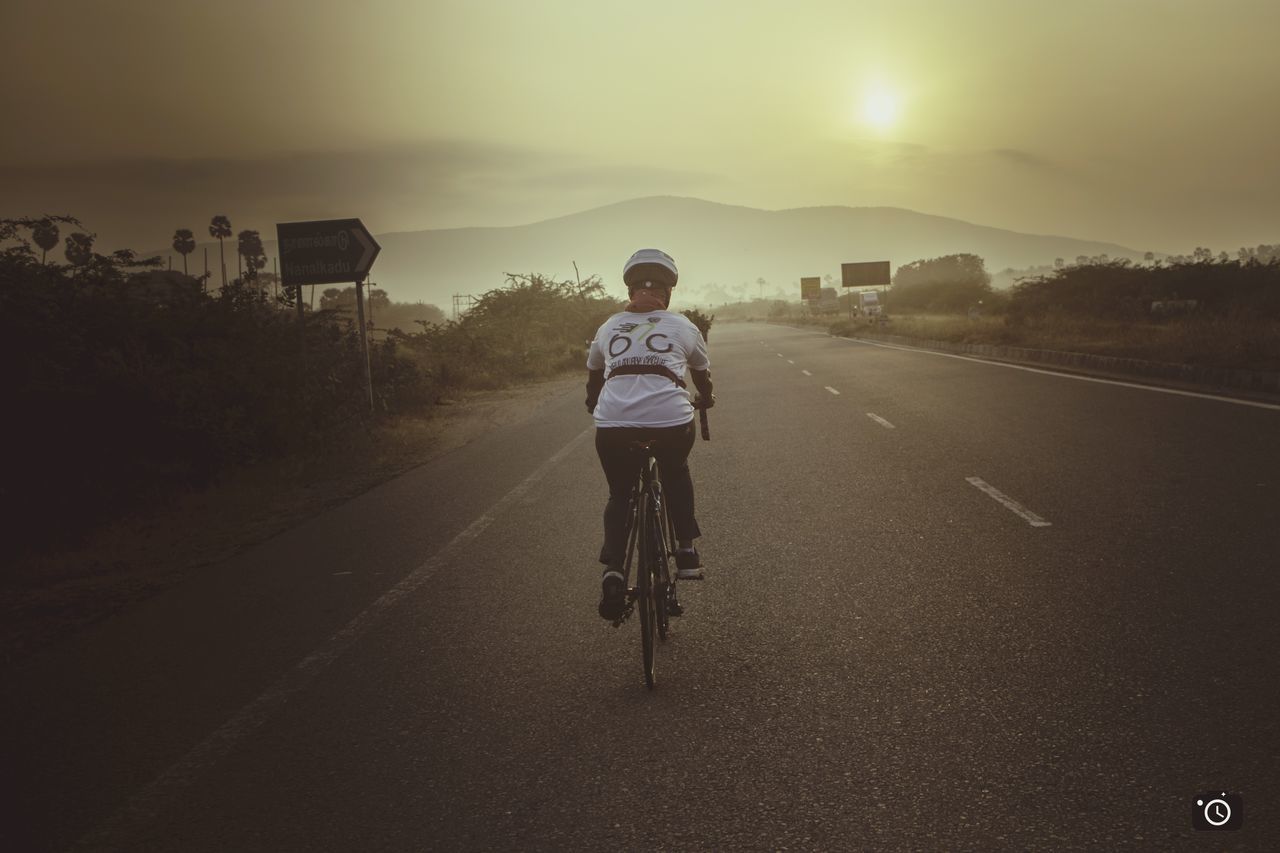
<box><xmin>596</xmin><ymin>420</ymin><xmax>701</xmax><ymax>568</ymax></box>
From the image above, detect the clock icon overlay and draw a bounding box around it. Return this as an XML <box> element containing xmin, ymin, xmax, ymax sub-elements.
<box><xmin>1193</xmin><ymin>792</ymin><xmax>1242</xmax><ymax>831</ymax></box>
<box><xmin>1202</xmin><ymin>798</ymin><xmax>1230</xmax><ymax>826</ymax></box>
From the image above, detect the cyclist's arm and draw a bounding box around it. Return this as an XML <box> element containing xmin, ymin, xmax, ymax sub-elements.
<box><xmin>586</xmin><ymin>368</ymin><xmax>605</xmax><ymax>413</ymax></box>
<box><xmin>685</xmin><ymin>320</ymin><xmax>713</xmax><ymax>406</ymax></box>
<box><xmin>690</xmin><ymin>368</ymin><xmax>713</xmax><ymax>407</ymax></box>
<box><xmin>586</xmin><ymin>336</ymin><xmax>607</xmax><ymax>413</ymax></box>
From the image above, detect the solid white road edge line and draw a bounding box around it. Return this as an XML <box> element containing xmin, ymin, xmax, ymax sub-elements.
<box><xmin>825</xmin><ymin>386</ymin><xmax>841</xmax><ymax>395</ymax></box>
<box><xmin>841</xmin><ymin>336</ymin><xmax>1280</xmax><ymax>412</ymax></box>
<box><xmin>72</xmin><ymin>425</ymin><xmax>596</xmax><ymax>851</ymax></box>
<box><xmin>867</xmin><ymin>413</ymin><xmax>896</xmax><ymax>429</ymax></box>
<box><xmin>966</xmin><ymin>476</ymin><xmax>1052</xmax><ymax>527</ymax></box>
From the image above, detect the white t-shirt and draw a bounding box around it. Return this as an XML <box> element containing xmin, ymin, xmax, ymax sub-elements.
<box><xmin>587</xmin><ymin>309</ymin><xmax>711</xmax><ymax>428</ymax></box>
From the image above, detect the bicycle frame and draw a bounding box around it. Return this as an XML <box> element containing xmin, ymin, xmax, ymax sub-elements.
<box><xmin>618</xmin><ymin>451</ymin><xmax>666</xmax><ymax>606</ymax></box>
<box><xmin>617</xmin><ymin>444</ymin><xmax>675</xmax><ymax>688</ymax></box>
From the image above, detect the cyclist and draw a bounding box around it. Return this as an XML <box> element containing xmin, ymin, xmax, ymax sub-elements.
<box><xmin>586</xmin><ymin>248</ymin><xmax>714</xmax><ymax>621</ymax></box>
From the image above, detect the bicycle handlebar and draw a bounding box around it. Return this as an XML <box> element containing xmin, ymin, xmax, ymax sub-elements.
<box><xmin>692</xmin><ymin>395</ymin><xmax>712</xmax><ymax>441</ymax></box>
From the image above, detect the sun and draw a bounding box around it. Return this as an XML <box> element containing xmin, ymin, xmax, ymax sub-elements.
<box><xmin>861</xmin><ymin>87</ymin><xmax>900</xmax><ymax>131</ymax></box>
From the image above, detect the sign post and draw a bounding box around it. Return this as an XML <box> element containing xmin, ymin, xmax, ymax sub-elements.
<box><xmin>354</xmin><ymin>277</ymin><xmax>374</xmax><ymax>411</ymax></box>
<box><xmin>277</xmin><ymin>218</ymin><xmax>382</xmax><ymax>411</ymax></box>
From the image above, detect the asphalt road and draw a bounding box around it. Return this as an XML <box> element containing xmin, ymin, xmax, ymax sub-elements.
<box><xmin>5</xmin><ymin>321</ymin><xmax>1278</xmax><ymax>851</ymax></box>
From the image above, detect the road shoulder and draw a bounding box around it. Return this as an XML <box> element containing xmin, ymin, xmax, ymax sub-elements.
<box><xmin>2</xmin><ymin>374</ymin><xmax>582</xmax><ymax>665</ymax></box>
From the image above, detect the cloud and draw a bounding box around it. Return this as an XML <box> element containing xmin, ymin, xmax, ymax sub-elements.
<box><xmin>987</xmin><ymin>148</ymin><xmax>1069</xmax><ymax>174</ymax></box>
<box><xmin>0</xmin><ymin>140</ymin><xmax>722</xmax><ymax>251</ymax></box>
<box><xmin>509</xmin><ymin>163</ymin><xmax>723</xmax><ymax>193</ymax></box>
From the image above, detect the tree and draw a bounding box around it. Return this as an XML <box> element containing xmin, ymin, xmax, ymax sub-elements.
<box><xmin>1054</xmin><ymin>257</ymin><xmax>1065</xmax><ymax>269</ymax></box>
<box><xmin>1144</xmin><ymin>252</ymin><xmax>1155</xmax><ymax>264</ymax></box>
<box><xmin>890</xmin><ymin>253</ymin><xmax>992</xmax><ymax>313</ymax></box>
<box><xmin>236</xmin><ymin>229</ymin><xmax>266</xmax><ymax>282</ymax></box>
<box><xmin>172</xmin><ymin>228</ymin><xmax>196</xmax><ymax>277</ymax></box>
<box><xmin>209</xmin><ymin>214</ymin><xmax>232</xmax><ymax>287</ymax></box>
<box><xmin>33</xmin><ymin>220</ymin><xmax>60</xmax><ymax>265</ymax></box>
<box><xmin>65</xmin><ymin>232</ymin><xmax>95</xmax><ymax>266</ymax></box>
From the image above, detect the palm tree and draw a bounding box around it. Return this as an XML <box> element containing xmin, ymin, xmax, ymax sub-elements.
<box><xmin>64</xmin><ymin>232</ymin><xmax>94</xmax><ymax>266</ymax></box>
<box><xmin>172</xmin><ymin>228</ymin><xmax>196</xmax><ymax>277</ymax></box>
<box><xmin>237</xmin><ymin>229</ymin><xmax>266</xmax><ymax>282</ymax></box>
<box><xmin>32</xmin><ymin>220</ymin><xmax>60</xmax><ymax>265</ymax></box>
<box><xmin>209</xmin><ymin>215</ymin><xmax>232</xmax><ymax>287</ymax></box>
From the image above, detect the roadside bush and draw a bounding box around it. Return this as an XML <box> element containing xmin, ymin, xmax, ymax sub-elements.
<box><xmin>2</xmin><ymin>217</ymin><xmax>434</xmax><ymax>554</ymax></box>
<box><xmin>681</xmin><ymin>307</ymin><xmax>715</xmax><ymax>341</ymax></box>
<box><xmin>1008</xmin><ymin>258</ymin><xmax>1280</xmax><ymax>323</ymax></box>
<box><xmin>396</xmin><ymin>272</ymin><xmax>620</xmax><ymax>390</ymax></box>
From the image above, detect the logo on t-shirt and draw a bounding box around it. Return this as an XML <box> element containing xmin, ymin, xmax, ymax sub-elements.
<box><xmin>608</xmin><ymin>317</ymin><xmax>673</xmax><ymax>360</ymax></box>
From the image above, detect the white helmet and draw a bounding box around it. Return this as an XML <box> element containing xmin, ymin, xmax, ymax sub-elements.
<box><xmin>623</xmin><ymin>248</ymin><xmax>678</xmax><ymax>290</ymax></box>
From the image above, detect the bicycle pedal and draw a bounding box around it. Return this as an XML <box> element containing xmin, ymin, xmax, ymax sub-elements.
<box><xmin>610</xmin><ymin>602</ymin><xmax>634</xmax><ymax>628</ymax></box>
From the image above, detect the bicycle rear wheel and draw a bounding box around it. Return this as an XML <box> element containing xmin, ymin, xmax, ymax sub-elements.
<box><xmin>637</xmin><ymin>492</ymin><xmax>657</xmax><ymax>689</ymax></box>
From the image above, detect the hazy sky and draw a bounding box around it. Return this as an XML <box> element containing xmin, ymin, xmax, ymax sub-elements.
<box><xmin>4</xmin><ymin>0</ymin><xmax>1279</xmax><ymax>255</ymax></box>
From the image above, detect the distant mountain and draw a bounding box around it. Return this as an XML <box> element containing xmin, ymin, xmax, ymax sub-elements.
<box><xmin>155</xmin><ymin>197</ymin><xmax>1142</xmax><ymax>307</ymax></box>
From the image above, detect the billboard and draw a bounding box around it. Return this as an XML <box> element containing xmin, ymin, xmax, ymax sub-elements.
<box><xmin>800</xmin><ymin>276</ymin><xmax>821</xmax><ymax>300</ymax></box>
<box><xmin>841</xmin><ymin>261</ymin><xmax>891</xmax><ymax>288</ymax></box>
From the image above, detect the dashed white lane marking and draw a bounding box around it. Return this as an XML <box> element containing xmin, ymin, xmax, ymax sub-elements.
<box><xmin>825</xmin><ymin>386</ymin><xmax>841</xmax><ymax>395</ymax></box>
<box><xmin>802</xmin><ymin>369</ymin><xmax>812</xmax><ymax>376</ymax></box>
<box><xmin>776</xmin><ymin>352</ymin><xmax>785</xmax><ymax>358</ymax></box>
<box><xmin>73</xmin><ymin>426</ymin><xmax>596</xmax><ymax>850</ymax></box>
<box><xmin>839</xmin><ymin>336</ymin><xmax>1280</xmax><ymax>412</ymax></box>
<box><xmin>787</xmin><ymin>359</ymin><xmax>795</xmax><ymax>364</ymax></box>
<box><xmin>966</xmin><ymin>477</ymin><xmax>1052</xmax><ymax>527</ymax></box>
<box><xmin>867</xmin><ymin>413</ymin><xmax>896</xmax><ymax>429</ymax></box>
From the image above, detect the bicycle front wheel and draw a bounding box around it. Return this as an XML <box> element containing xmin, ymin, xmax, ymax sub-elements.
<box><xmin>654</xmin><ymin>484</ymin><xmax>672</xmax><ymax>642</ymax></box>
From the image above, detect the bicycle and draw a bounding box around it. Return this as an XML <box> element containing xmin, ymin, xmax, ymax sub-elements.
<box><xmin>610</xmin><ymin>403</ymin><xmax>710</xmax><ymax>689</ymax></box>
